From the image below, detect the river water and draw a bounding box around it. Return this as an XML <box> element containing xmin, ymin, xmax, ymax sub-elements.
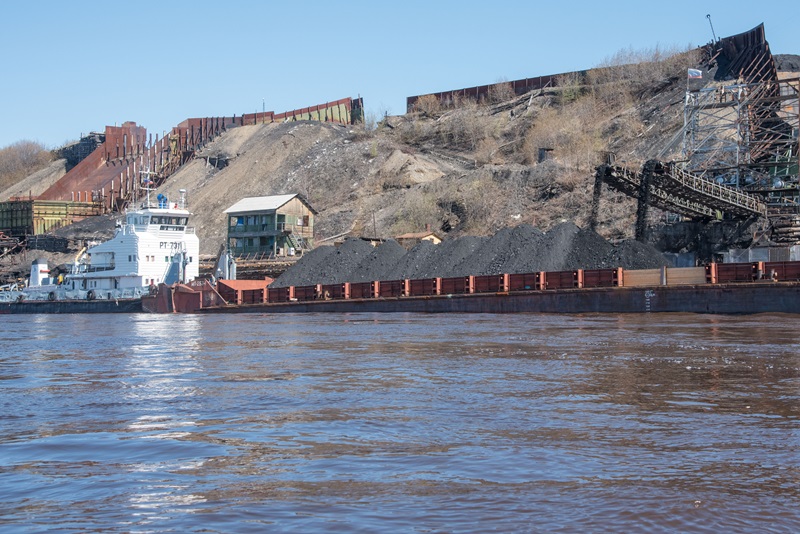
<box><xmin>1</xmin><ymin>312</ymin><xmax>798</xmax><ymax>532</ymax></box>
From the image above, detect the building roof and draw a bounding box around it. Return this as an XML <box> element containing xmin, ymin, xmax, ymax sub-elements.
<box><xmin>395</xmin><ymin>231</ymin><xmax>441</xmax><ymax>240</ymax></box>
<box><xmin>223</xmin><ymin>194</ymin><xmax>316</xmax><ymax>215</ymax></box>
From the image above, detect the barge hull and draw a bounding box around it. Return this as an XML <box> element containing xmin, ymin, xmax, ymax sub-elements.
<box><xmin>0</xmin><ymin>299</ymin><xmax>143</xmax><ymax>314</ymax></box>
<box><xmin>196</xmin><ymin>283</ymin><xmax>800</xmax><ymax>315</ymax></box>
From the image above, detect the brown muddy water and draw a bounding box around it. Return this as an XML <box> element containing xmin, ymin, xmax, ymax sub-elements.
<box><xmin>1</xmin><ymin>312</ymin><xmax>798</xmax><ymax>532</ymax></box>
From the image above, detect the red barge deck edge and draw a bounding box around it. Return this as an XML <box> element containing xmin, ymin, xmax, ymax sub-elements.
<box><xmin>192</xmin><ymin>283</ymin><xmax>800</xmax><ymax>315</ymax></box>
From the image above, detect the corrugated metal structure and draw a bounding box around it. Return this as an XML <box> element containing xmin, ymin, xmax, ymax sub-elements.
<box><xmin>35</xmin><ymin>97</ymin><xmax>364</xmax><ymax>217</ymax></box>
<box><xmin>0</xmin><ymin>199</ymin><xmax>101</xmax><ymax>238</ymax></box>
<box><xmin>407</xmin><ymin>74</ymin><xmax>562</xmax><ymax>112</ymax></box>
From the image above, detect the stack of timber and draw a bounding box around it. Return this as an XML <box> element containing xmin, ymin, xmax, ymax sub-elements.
<box><xmin>771</xmin><ymin>213</ymin><xmax>800</xmax><ymax>243</ymax></box>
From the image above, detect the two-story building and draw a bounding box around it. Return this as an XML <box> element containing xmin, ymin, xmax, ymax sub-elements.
<box><xmin>224</xmin><ymin>194</ymin><xmax>316</xmax><ymax>258</ymax></box>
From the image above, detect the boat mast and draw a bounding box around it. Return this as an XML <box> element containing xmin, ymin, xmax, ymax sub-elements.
<box><xmin>140</xmin><ymin>169</ymin><xmax>157</xmax><ymax>208</ymax></box>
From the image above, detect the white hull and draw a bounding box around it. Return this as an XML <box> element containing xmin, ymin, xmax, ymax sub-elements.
<box><xmin>11</xmin><ymin>190</ymin><xmax>200</xmax><ymax>303</ymax></box>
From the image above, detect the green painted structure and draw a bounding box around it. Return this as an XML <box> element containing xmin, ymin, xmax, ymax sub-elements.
<box><xmin>224</xmin><ymin>194</ymin><xmax>316</xmax><ymax>258</ymax></box>
<box><xmin>0</xmin><ymin>199</ymin><xmax>101</xmax><ymax>237</ymax></box>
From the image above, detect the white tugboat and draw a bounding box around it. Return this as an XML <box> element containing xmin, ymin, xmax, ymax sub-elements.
<box><xmin>0</xmin><ymin>188</ymin><xmax>199</xmax><ymax>313</ymax></box>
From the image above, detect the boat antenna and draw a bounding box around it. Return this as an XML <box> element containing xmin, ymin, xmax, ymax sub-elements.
<box><xmin>140</xmin><ymin>169</ymin><xmax>156</xmax><ymax>208</ymax></box>
<box><xmin>706</xmin><ymin>14</ymin><xmax>717</xmax><ymax>43</ymax></box>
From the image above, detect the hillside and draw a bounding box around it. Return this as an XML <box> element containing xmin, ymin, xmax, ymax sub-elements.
<box><xmin>0</xmin><ymin>158</ymin><xmax>67</xmax><ymax>200</ymax></box>
<box><xmin>146</xmin><ymin>51</ymin><xmax>699</xmax><ymax>256</ymax></box>
<box><xmin>4</xmin><ymin>46</ymin><xmax>799</xmax><ymax>275</ymax></box>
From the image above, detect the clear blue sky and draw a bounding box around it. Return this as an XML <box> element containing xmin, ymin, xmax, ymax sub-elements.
<box><xmin>0</xmin><ymin>0</ymin><xmax>796</xmax><ymax>149</ymax></box>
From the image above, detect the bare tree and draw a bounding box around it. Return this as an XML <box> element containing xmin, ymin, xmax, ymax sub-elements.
<box><xmin>0</xmin><ymin>140</ymin><xmax>52</xmax><ymax>192</ymax></box>
<box><xmin>413</xmin><ymin>94</ymin><xmax>442</xmax><ymax>116</ymax></box>
<box><xmin>488</xmin><ymin>81</ymin><xmax>515</xmax><ymax>104</ymax></box>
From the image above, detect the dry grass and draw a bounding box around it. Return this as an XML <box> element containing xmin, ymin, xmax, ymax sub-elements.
<box><xmin>522</xmin><ymin>94</ymin><xmax>611</xmax><ymax>172</ymax></box>
<box><xmin>488</xmin><ymin>81</ymin><xmax>515</xmax><ymax>103</ymax></box>
<box><xmin>413</xmin><ymin>94</ymin><xmax>442</xmax><ymax>115</ymax></box>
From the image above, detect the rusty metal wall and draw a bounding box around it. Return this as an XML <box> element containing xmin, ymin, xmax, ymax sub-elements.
<box><xmin>33</xmin><ymin>96</ymin><xmax>364</xmax><ymax>217</ymax></box>
<box><xmin>712</xmin><ymin>23</ymin><xmax>777</xmax><ymax>83</ymax></box>
<box><xmin>406</xmin><ymin>25</ymin><xmax>781</xmax><ymax>113</ymax></box>
<box><xmin>407</xmin><ymin>74</ymin><xmax>561</xmax><ymax>112</ymax></box>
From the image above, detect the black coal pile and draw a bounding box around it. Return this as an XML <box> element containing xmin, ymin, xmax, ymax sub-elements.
<box><xmin>605</xmin><ymin>239</ymin><xmax>670</xmax><ymax>269</ymax></box>
<box><xmin>51</xmin><ymin>212</ymin><xmax>120</xmax><ymax>242</ymax></box>
<box><xmin>460</xmin><ymin>224</ymin><xmax>544</xmax><ymax>275</ymax></box>
<box><xmin>382</xmin><ymin>240</ymin><xmax>440</xmax><ymax>280</ymax></box>
<box><xmin>426</xmin><ymin>235</ymin><xmax>489</xmax><ymax>278</ymax></box>
<box><xmin>273</xmin><ymin>223</ymin><xmax>669</xmax><ymax>286</ymax></box>
<box><xmin>271</xmin><ymin>245</ymin><xmax>336</xmax><ymax>287</ymax></box>
<box><xmin>565</xmin><ymin>227</ymin><xmax>616</xmax><ymax>269</ymax></box>
<box><xmin>349</xmin><ymin>240</ymin><xmax>408</xmax><ymax>282</ymax></box>
<box><xmin>310</xmin><ymin>238</ymin><xmax>376</xmax><ymax>284</ymax></box>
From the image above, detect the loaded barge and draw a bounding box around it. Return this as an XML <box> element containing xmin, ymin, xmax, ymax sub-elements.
<box><xmin>150</xmin><ymin>261</ymin><xmax>800</xmax><ymax>315</ymax></box>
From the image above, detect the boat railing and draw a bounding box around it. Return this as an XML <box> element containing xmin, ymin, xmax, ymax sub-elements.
<box><xmin>74</xmin><ymin>264</ymin><xmax>116</xmax><ymax>274</ymax></box>
<box><xmin>5</xmin><ymin>286</ymin><xmax>147</xmax><ymax>303</ymax></box>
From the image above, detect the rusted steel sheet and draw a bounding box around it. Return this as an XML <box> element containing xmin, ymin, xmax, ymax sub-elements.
<box><xmin>36</xmin><ymin>97</ymin><xmax>364</xmax><ymax>215</ymax></box>
<box><xmin>197</xmin><ymin>283</ymin><xmax>800</xmax><ymax>315</ymax></box>
<box><xmin>349</xmin><ymin>282</ymin><xmax>372</xmax><ymax>299</ymax></box>
<box><xmin>713</xmin><ymin>23</ymin><xmax>777</xmax><ymax>83</ymax></box>
<box><xmin>407</xmin><ymin>75</ymin><xmax>559</xmax><ymax>112</ymax></box>
<box><xmin>508</xmin><ymin>272</ymin><xmax>543</xmax><ymax>291</ymax></box>
<box><xmin>764</xmin><ymin>261</ymin><xmax>800</xmax><ymax>281</ymax></box>
<box><xmin>473</xmin><ymin>274</ymin><xmax>504</xmax><ymax>293</ymax></box>
<box><xmin>715</xmin><ymin>262</ymin><xmax>760</xmax><ymax>283</ymax></box>
<box><xmin>407</xmin><ymin>26</ymin><xmax>778</xmax><ymax>112</ymax></box>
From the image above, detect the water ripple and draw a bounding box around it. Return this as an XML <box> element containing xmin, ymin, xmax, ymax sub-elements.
<box><xmin>0</xmin><ymin>312</ymin><xmax>798</xmax><ymax>531</ymax></box>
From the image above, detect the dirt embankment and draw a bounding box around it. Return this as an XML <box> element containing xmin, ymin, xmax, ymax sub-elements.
<box><xmin>1</xmin><ymin>159</ymin><xmax>67</xmax><ymax>200</ymax></box>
